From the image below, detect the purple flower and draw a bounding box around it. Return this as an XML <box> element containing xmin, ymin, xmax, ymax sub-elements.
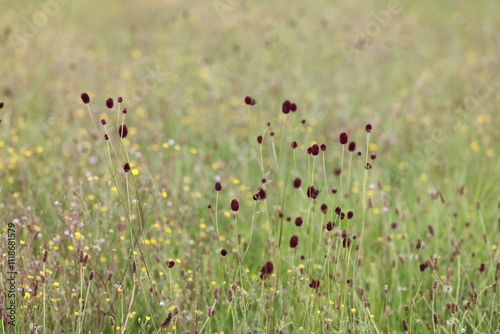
<box><xmin>282</xmin><ymin>100</ymin><xmax>291</xmax><ymax>114</ymax></box>
<box><xmin>106</xmin><ymin>98</ymin><xmax>114</xmax><ymax>109</ymax></box>
<box><xmin>339</xmin><ymin>132</ymin><xmax>348</xmax><ymax>145</ymax></box>
<box><xmin>80</xmin><ymin>93</ymin><xmax>90</xmax><ymax>104</ymax></box>
<box><xmin>118</xmin><ymin>124</ymin><xmax>128</xmax><ymax>138</ymax></box>
<box><xmin>231</xmin><ymin>199</ymin><xmax>239</xmax><ymax>212</ymax></box>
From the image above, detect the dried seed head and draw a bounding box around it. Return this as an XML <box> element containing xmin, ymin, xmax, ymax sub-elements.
<box><xmin>106</xmin><ymin>98</ymin><xmax>114</xmax><ymax>109</ymax></box>
<box><xmin>89</xmin><ymin>271</ymin><xmax>95</xmax><ymax>280</ymax></box>
<box><xmin>81</xmin><ymin>93</ymin><xmax>90</xmax><ymax>104</ymax></box>
<box><xmin>161</xmin><ymin>312</ymin><xmax>173</xmax><ymax>328</ymax></box>
<box><xmin>42</xmin><ymin>250</ymin><xmax>49</xmax><ymax>263</ymax></box>
<box><xmin>290</xmin><ymin>235</ymin><xmax>299</xmax><ymax>248</ymax></box>
<box><xmin>402</xmin><ymin>318</ymin><xmax>409</xmax><ymax>331</ymax></box>
<box><xmin>214</xmin><ymin>182</ymin><xmax>222</xmax><ymax>191</ymax></box>
<box><xmin>339</xmin><ymin>132</ymin><xmax>348</xmax><ymax>145</ymax></box>
<box><xmin>227</xmin><ymin>289</ymin><xmax>233</xmax><ymax>302</ymax></box>
<box><xmin>230</xmin><ymin>199</ymin><xmax>239</xmax><ymax>212</ymax></box>
<box><xmin>109</xmin><ymin>316</ymin><xmax>115</xmax><ymax>326</ymax></box>
<box><xmin>214</xmin><ymin>287</ymin><xmax>220</xmax><ymax>299</ymax></box>
<box><xmin>118</xmin><ymin>124</ymin><xmax>128</xmax><ymax>138</ymax></box>
<box><xmin>131</xmin><ymin>260</ymin><xmax>137</xmax><ymax>273</ymax></box>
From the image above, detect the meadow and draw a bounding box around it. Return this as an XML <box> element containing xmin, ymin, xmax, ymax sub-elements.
<box><xmin>0</xmin><ymin>1</ymin><xmax>499</xmax><ymax>333</ymax></box>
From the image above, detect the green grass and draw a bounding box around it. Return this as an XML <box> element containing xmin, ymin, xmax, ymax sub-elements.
<box><xmin>0</xmin><ymin>1</ymin><xmax>499</xmax><ymax>333</ymax></box>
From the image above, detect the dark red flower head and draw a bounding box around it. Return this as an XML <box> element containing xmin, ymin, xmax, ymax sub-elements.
<box><xmin>81</xmin><ymin>93</ymin><xmax>90</xmax><ymax>104</ymax></box>
<box><xmin>291</xmin><ymin>141</ymin><xmax>297</xmax><ymax>149</ymax></box>
<box><xmin>253</xmin><ymin>188</ymin><xmax>266</xmax><ymax>201</ymax></box>
<box><xmin>293</xmin><ymin>177</ymin><xmax>302</xmax><ymax>188</ymax></box>
<box><xmin>282</xmin><ymin>100</ymin><xmax>291</xmax><ymax>114</ymax></box>
<box><xmin>326</xmin><ymin>221</ymin><xmax>334</xmax><ymax>231</ymax></box>
<box><xmin>320</xmin><ymin>144</ymin><xmax>327</xmax><ymax>152</ymax></box>
<box><xmin>307</xmin><ymin>186</ymin><xmax>318</xmax><ymax>199</ymax></box>
<box><xmin>348</xmin><ymin>141</ymin><xmax>356</xmax><ymax>152</ymax></box>
<box><xmin>220</xmin><ymin>249</ymin><xmax>228</xmax><ymax>256</ymax></box>
<box><xmin>122</xmin><ymin>108</ymin><xmax>128</xmax><ymax>114</ymax></box>
<box><xmin>0</xmin><ymin>102</ymin><xmax>4</xmax><ymax>109</ymax></box>
<box><xmin>311</xmin><ymin>144</ymin><xmax>320</xmax><ymax>156</ymax></box>
<box><xmin>290</xmin><ymin>103</ymin><xmax>297</xmax><ymax>112</ymax></box>
<box><xmin>168</xmin><ymin>261</ymin><xmax>175</xmax><ymax>268</ymax></box>
<box><xmin>101</xmin><ymin>119</ymin><xmax>107</xmax><ymax>125</ymax></box>
<box><xmin>106</xmin><ymin>98</ymin><xmax>114</xmax><ymax>109</ymax></box>
<box><xmin>295</xmin><ymin>217</ymin><xmax>303</xmax><ymax>227</ymax></box>
<box><xmin>257</xmin><ymin>135</ymin><xmax>263</xmax><ymax>144</ymax></box>
<box><xmin>365</xmin><ymin>124</ymin><xmax>372</xmax><ymax>133</ymax></box>
<box><xmin>245</xmin><ymin>96</ymin><xmax>257</xmax><ymax>105</ymax></box>
<box><xmin>123</xmin><ymin>163</ymin><xmax>131</xmax><ymax>172</ymax></box>
<box><xmin>309</xmin><ymin>279</ymin><xmax>321</xmax><ymax>289</ymax></box>
<box><xmin>347</xmin><ymin>211</ymin><xmax>354</xmax><ymax>219</ymax></box>
<box><xmin>118</xmin><ymin>124</ymin><xmax>128</xmax><ymax>138</ymax></box>
<box><xmin>321</xmin><ymin>203</ymin><xmax>328</xmax><ymax>214</ymax></box>
<box><xmin>339</xmin><ymin>132</ymin><xmax>348</xmax><ymax>145</ymax></box>
<box><xmin>104</xmin><ymin>134</ymin><xmax>109</xmax><ymax>140</ymax></box>
<box><xmin>214</xmin><ymin>182</ymin><xmax>222</xmax><ymax>191</ymax></box>
<box><xmin>118</xmin><ymin>97</ymin><xmax>123</xmax><ymax>103</ymax></box>
<box><xmin>231</xmin><ymin>199</ymin><xmax>239</xmax><ymax>212</ymax></box>
<box><xmin>371</xmin><ymin>153</ymin><xmax>377</xmax><ymax>160</ymax></box>
<box><xmin>290</xmin><ymin>235</ymin><xmax>299</xmax><ymax>248</ymax></box>
<box><xmin>260</xmin><ymin>261</ymin><xmax>274</xmax><ymax>279</ymax></box>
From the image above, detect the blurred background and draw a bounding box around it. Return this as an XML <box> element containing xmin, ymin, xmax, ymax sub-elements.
<box><xmin>1</xmin><ymin>0</ymin><xmax>499</xmax><ymax>217</ymax></box>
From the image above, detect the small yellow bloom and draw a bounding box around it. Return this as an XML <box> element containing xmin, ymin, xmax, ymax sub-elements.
<box><xmin>53</xmin><ymin>282</ymin><xmax>60</xmax><ymax>287</ymax></box>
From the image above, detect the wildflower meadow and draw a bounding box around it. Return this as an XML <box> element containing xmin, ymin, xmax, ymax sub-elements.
<box><xmin>0</xmin><ymin>1</ymin><xmax>499</xmax><ymax>333</ymax></box>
